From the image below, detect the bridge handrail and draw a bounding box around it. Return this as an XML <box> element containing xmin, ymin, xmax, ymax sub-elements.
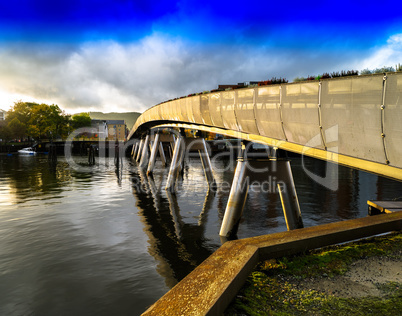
<box><xmin>129</xmin><ymin>72</ymin><xmax>402</xmax><ymax>179</ymax></box>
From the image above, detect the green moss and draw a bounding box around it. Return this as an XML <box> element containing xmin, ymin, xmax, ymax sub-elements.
<box><xmin>225</xmin><ymin>232</ymin><xmax>402</xmax><ymax>315</ymax></box>
<box><xmin>260</xmin><ymin>233</ymin><xmax>402</xmax><ymax>278</ymax></box>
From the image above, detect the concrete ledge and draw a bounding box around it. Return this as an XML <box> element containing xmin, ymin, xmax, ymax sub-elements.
<box><xmin>142</xmin><ymin>212</ymin><xmax>402</xmax><ymax>315</ymax></box>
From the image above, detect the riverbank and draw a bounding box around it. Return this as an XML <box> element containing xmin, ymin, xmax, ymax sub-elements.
<box><xmin>0</xmin><ymin>142</ymin><xmax>34</xmax><ymax>153</ymax></box>
<box><xmin>225</xmin><ymin>232</ymin><xmax>402</xmax><ymax>315</ymax></box>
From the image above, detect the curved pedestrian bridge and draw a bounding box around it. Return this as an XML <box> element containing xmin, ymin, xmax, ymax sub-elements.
<box><xmin>129</xmin><ymin>72</ymin><xmax>402</xmax><ymax>181</ymax></box>
<box><xmin>128</xmin><ymin>72</ymin><xmax>402</xmax><ymax>315</ymax></box>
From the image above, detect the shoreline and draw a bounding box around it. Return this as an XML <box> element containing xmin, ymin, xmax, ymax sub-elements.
<box><xmin>225</xmin><ymin>232</ymin><xmax>402</xmax><ymax>315</ymax></box>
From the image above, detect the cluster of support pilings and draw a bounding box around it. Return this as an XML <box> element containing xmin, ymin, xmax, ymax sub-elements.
<box><xmin>132</xmin><ymin>129</ymin><xmax>216</xmax><ymax>191</ymax></box>
<box><xmin>219</xmin><ymin>142</ymin><xmax>303</xmax><ymax>237</ymax></box>
<box><xmin>132</xmin><ymin>129</ymin><xmax>303</xmax><ymax>238</ymax></box>
<box><xmin>88</xmin><ymin>145</ymin><xmax>96</xmax><ymax>165</ymax></box>
<box><xmin>48</xmin><ymin>142</ymin><xmax>58</xmax><ymax>162</ymax></box>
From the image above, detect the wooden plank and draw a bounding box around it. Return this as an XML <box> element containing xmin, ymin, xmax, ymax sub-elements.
<box><xmin>368</xmin><ymin>200</ymin><xmax>402</xmax><ymax>213</ymax></box>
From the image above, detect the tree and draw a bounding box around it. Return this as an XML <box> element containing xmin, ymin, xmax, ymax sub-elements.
<box><xmin>71</xmin><ymin>113</ymin><xmax>92</xmax><ymax>129</ymax></box>
<box><xmin>6</xmin><ymin>101</ymin><xmax>70</xmax><ymax>140</ymax></box>
<box><xmin>6</xmin><ymin>101</ymin><xmax>34</xmax><ymax>125</ymax></box>
<box><xmin>28</xmin><ymin>103</ymin><xmax>51</xmax><ymax>139</ymax></box>
<box><xmin>0</xmin><ymin>123</ymin><xmax>11</xmax><ymax>141</ymax></box>
<box><xmin>8</xmin><ymin>117</ymin><xmax>26</xmax><ymax>140</ymax></box>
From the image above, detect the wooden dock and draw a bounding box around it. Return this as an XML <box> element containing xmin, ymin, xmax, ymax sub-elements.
<box><xmin>368</xmin><ymin>200</ymin><xmax>402</xmax><ymax>214</ymax></box>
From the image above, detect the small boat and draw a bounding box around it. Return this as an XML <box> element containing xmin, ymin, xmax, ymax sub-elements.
<box><xmin>18</xmin><ymin>147</ymin><xmax>36</xmax><ymax>155</ymax></box>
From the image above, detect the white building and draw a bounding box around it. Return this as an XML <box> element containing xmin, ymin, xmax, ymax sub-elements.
<box><xmin>91</xmin><ymin>119</ymin><xmax>108</xmax><ymax>140</ymax></box>
<box><xmin>0</xmin><ymin>109</ymin><xmax>5</xmax><ymax>120</ymax></box>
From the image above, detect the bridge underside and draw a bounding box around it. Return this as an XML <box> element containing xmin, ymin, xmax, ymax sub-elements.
<box><xmin>129</xmin><ymin>73</ymin><xmax>402</xmax><ymax>182</ymax></box>
<box><xmin>133</xmin><ymin>121</ymin><xmax>402</xmax><ymax>182</ymax></box>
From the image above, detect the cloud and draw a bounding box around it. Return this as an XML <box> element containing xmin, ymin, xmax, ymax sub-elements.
<box><xmin>1</xmin><ymin>32</ymin><xmax>400</xmax><ymax>114</ymax></box>
<box><xmin>0</xmin><ymin>35</ymin><xmax>273</xmax><ymax>113</ymax></box>
<box><xmin>0</xmin><ymin>35</ymin><xmax>240</xmax><ymax>112</ymax></box>
<box><xmin>358</xmin><ymin>33</ymin><xmax>402</xmax><ymax>70</ymax></box>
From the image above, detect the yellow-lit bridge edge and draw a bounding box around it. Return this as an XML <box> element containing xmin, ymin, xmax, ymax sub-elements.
<box><xmin>133</xmin><ymin>122</ymin><xmax>402</xmax><ymax>182</ymax></box>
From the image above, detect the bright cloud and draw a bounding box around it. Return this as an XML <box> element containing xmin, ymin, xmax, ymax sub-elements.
<box><xmin>0</xmin><ymin>32</ymin><xmax>401</xmax><ymax>114</ymax></box>
<box><xmin>358</xmin><ymin>33</ymin><xmax>402</xmax><ymax>70</ymax></box>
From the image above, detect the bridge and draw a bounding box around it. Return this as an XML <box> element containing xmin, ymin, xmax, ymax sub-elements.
<box><xmin>128</xmin><ymin>72</ymin><xmax>402</xmax><ymax>237</ymax></box>
<box><xmin>128</xmin><ymin>72</ymin><xmax>402</xmax><ymax>315</ymax></box>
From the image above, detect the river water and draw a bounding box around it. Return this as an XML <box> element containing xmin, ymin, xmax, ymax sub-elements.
<box><xmin>1</xmin><ymin>153</ymin><xmax>401</xmax><ymax>315</ymax></box>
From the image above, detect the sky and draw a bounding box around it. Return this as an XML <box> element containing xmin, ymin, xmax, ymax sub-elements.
<box><xmin>1</xmin><ymin>0</ymin><xmax>402</xmax><ymax>114</ymax></box>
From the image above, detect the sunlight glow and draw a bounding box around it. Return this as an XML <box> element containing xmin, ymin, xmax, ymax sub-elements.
<box><xmin>0</xmin><ymin>89</ymin><xmax>47</xmax><ymax>111</ymax></box>
<box><xmin>0</xmin><ymin>183</ymin><xmax>14</xmax><ymax>206</ymax></box>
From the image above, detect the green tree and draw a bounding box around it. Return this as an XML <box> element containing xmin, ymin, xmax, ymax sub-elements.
<box><xmin>28</xmin><ymin>103</ymin><xmax>54</xmax><ymax>139</ymax></box>
<box><xmin>8</xmin><ymin>117</ymin><xmax>26</xmax><ymax>140</ymax></box>
<box><xmin>0</xmin><ymin>124</ymin><xmax>11</xmax><ymax>141</ymax></box>
<box><xmin>71</xmin><ymin>113</ymin><xmax>92</xmax><ymax>129</ymax></box>
<box><xmin>26</xmin><ymin>125</ymin><xmax>41</xmax><ymax>139</ymax></box>
<box><xmin>59</xmin><ymin>114</ymin><xmax>72</xmax><ymax>139</ymax></box>
<box><xmin>6</xmin><ymin>101</ymin><xmax>34</xmax><ymax>125</ymax></box>
<box><xmin>6</xmin><ymin>101</ymin><xmax>70</xmax><ymax>140</ymax></box>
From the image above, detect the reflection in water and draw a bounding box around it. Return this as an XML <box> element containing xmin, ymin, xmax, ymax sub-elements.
<box><xmin>1</xmin><ymin>154</ymin><xmax>402</xmax><ymax>315</ymax></box>
<box><xmin>131</xmin><ymin>167</ymin><xmax>215</xmax><ymax>287</ymax></box>
<box><xmin>198</xmin><ymin>189</ymin><xmax>215</xmax><ymax>226</ymax></box>
<box><xmin>0</xmin><ymin>156</ymin><xmax>169</xmax><ymax>315</ymax></box>
<box><xmin>115</xmin><ymin>159</ymin><xmax>123</xmax><ymax>186</ymax></box>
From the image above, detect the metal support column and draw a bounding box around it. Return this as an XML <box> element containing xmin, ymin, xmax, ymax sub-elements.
<box><xmin>169</xmin><ymin>135</ymin><xmax>176</xmax><ymax>160</ymax></box>
<box><xmin>131</xmin><ymin>142</ymin><xmax>136</xmax><ymax>157</ymax></box>
<box><xmin>219</xmin><ymin>141</ymin><xmax>303</xmax><ymax>238</ymax></box>
<box><xmin>277</xmin><ymin>160</ymin><xmax>303</xmax><ymax>230</ymax></box>
<box><xmin>136</xmin><ymin>139</ymin><xmax>144</xmax><ymax>162</ymax></box>
<box><xmin>219</xmin><ymin>157</ymin><xmax>249</xmax><ymax>237</ymax></box>
<box><xmin>134</xmin><ymin>141</ymin><xmax>141</xmax><ymax>158</ymax></box>
<box><xmin>147</xmin><ymin>133</ymin><xmax>160</xmax><ymax>175</ymax></box>
<box><xmin>165</xmin><ymin>135</ymin><xmax>184</xmax><ymax>191</ymax></box>
<box><xmin>199</xmin><ymin>138</ymin><xmax>216</xmax><ymax>190</ymax></box>
<box><xmin>139</xmin><ymin>135</ymin><xmax>150</xmax><ymax>168</ymax></box>
<box><xmin>159</xmin><ymin>142</ymin><xmax>167</xmax><ymax>166</ymax></box>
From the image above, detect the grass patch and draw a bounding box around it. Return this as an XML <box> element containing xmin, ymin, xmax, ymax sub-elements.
<box><xmin>225</xmin><ymin>232</ymin><xmax>402</xmax><ymax>315</ymax></box>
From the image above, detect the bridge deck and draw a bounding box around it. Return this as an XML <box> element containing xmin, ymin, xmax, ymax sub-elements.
<box><xmin>129</xmin><ymin>73</ymin><xmax>402</xmax><ymax>181</ymax></box>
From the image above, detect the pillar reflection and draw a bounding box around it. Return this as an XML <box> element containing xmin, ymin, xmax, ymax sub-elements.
<box><xmin>130</xmin><ymin>168</ymin><xmax>217</xmax><ymax>288</ymax></box>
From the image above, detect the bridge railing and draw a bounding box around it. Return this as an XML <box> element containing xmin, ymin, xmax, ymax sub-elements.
<box><xmin>129</xmin><ymin>72</ymin><xmax>402</xmax><ymax>175</ymax></box>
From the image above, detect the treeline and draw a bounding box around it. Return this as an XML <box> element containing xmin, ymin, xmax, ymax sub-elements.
<box><xmin>293</xmin><ymin>63</ymin><xmax>402</xmax><ymax>82</ymax></box>
<box><xmin>160</xmin><ymin>64</ymin><xmax>402</xmax><ymax>105</ymax></box>
<box><xmin>0</xmin><ymin>102</ymin><xmax>92</xmax><ymax>142</ymax></box>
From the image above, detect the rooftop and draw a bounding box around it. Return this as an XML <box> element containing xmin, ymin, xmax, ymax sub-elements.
<box><xmin>106</xmin><ymin>120</ymin><xmax>125</xmax><ymax>125</ymax></box>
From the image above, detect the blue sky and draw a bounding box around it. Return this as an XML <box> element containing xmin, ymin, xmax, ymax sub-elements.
<box><xmin>1</xmin><ymin>0</ymin><xmax>402</xmax><ymax>113</ymax></box>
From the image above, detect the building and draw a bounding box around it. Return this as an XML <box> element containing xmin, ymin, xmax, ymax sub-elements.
<box><xmin>91</xmin><ymin>120</ymin><xmax>108</xmax><ymax>140</ymax></box>
<box><xmin>217</xmin><ymin>82</ymin><xmax>259</xmax><ymax>90</ymax></box>
<box><xmin>0</xmin><ymin>109</ymin><xmax>6</xmax><ymax>120</ymax></box>
<box><xmin>106</xmin><ymin>120</ymin><xmax>126</xmax><ymax>141</ymax></box>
